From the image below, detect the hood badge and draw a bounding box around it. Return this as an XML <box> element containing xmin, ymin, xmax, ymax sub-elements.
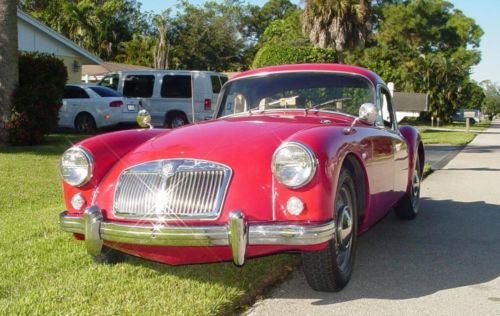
<box><xmin>162</xmin><ymin>163</ymin><xmax>177</xmax><ymax>177</ymax></box>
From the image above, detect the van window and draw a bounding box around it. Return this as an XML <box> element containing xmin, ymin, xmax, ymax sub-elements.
<box><xmin>220</xmin><ymin>76</ymin><xmax>228</xmax><ymax>85</ymax></box>
<box><xmin>161</xmin><ymin>75</ymin><xmax>191</xmax><ymax>98</ymax></box>
<box><xmin>211</xmin><ymin>75</ymin><xmax>221</xmax><ymax>93</ymax></box>
<box><xmin>99</xmin><ymin>74</ymin><xmax>120</xmax><ymax>90</ymax></box>
<box><xmin>123</xmin><ymin>75</ymin><xmax>155</xmax><ymax>98</ymax></box>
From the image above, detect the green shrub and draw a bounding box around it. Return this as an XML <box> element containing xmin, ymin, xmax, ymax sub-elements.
<box><xmin>8</xmin><ymin>53</ymin><xmax>67</xmax><ymax>145</ymax></box>
<box><xmin>252</xmin><ymin>45</ymin><xmax>336</xmax><ymax>69</ymax></box>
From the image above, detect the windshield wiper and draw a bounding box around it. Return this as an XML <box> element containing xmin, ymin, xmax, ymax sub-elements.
<box><xmin>311</xmin><ymin>98</ymin><xmax>352</xmax><ymax>109</ymax></box>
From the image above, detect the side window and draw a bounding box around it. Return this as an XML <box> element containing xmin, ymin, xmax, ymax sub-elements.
<box><xmin>211</xmin><ymin>75</ymin><xmax>222</xmax><ymax>93</ymax></box>
<box><xmin>220</xmin><ymin>76</ymin><xmax>228</xmax><ymax>85</ymax></box>
<box><xmin>160</xmin><ymin>75</ymin><xmax>192</xmax><ymax>98</ymax></box>
<box><xmin>63</xmin><ymin>86</ymin><xmax>89</xmax><ymax>99</ymax></box>
<box><xmin>99</xmin><ymin>74</ymin><xmax>119</xmax><ymax>90</ymax></box>
<box><xmin>378</xmin><ymin>88</ymin><xmax>396</xmax><ymax>129</ymax></box>
<box><xmin>123</xmin><ymin>75</ymin><xmax>155</xmax><ymax>98</ymax></box>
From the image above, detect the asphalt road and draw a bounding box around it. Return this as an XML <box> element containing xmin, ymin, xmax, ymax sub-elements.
<box><xmin>247</xmin><ymin>120</ymin><xmax>500</xmax><ymax>316</ymax></box>
<box><xmin>424</xmin><ymin>144</ymin><xmax>463</xmax><ymax>170</ymax></box>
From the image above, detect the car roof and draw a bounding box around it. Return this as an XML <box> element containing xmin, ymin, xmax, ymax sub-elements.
<box><xmin>231</xmin><ymin>63</ymin><xmax>385</xmax><ymax>86</ymax></box>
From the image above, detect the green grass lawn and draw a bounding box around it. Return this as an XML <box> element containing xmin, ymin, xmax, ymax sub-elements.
<box><xmin>0</xmin><ymin>134</ymin><xmax>298</xmax><ymax>315</ymax></box>
<box><xmin>419</xmin><ymin>130</ymin><xmax>477</xmax><ymax>146</ymax></box>
<box><xmin>402</xmin><ymin>119</ymin><xmax>491</xmax><ymax>131</ymax></box>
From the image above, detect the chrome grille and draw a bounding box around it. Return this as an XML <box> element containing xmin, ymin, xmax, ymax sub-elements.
<box><xmin>114</xmin><ymin>159</ymin><xmax>231</xmax><ymax>219</ymax></box>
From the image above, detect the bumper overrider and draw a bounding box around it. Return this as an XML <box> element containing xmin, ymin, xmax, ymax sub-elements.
<box><xmin>60</xmin><ymin>206</ymin><xmax>335</xmax><ymax>265</ymax></box>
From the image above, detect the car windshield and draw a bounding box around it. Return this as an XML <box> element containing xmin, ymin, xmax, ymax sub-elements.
<box><xmin>89</xmin><ymin>86</ymin><xmax>122</xmax><ymax>97</ymax></box>
<box><xmin>216</xmin><ymin>72</ymin><xmax>374</xmax><ymax>118</ymax></box>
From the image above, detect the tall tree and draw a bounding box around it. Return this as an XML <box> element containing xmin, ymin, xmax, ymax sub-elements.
<box><xmin>302</xmin><ymin>0</ymin><xmax>370</xmax><ymax>62</ymax></box>
<box><xmin>168</xmin><ymin>1</ymin><xmax>246</xmax><ymax>71</ymax></box>
<box><xmin>153</xmin><ymin>12</ymin><xmax>170</xmax><ymax>70</ymax></box>
<box><xmin>0</xmin><ymin>0</ymin><xmax>18</xmax><ymax>143</ymax></box>
<box><xmin>349</xmin><ymin>0</ymin><xmax>483</xmax><ymax>119</ymax></box>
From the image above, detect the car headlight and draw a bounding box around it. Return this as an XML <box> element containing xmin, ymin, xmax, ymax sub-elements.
<box><xmin>272</xmin><ymin>142</ymin><xmax>317</xmax><ymax>188</ymax></box>
<box><xmin>60</xmin><ymin>147</ymin><xmax>93</xmax><ymax>187</ymax></box>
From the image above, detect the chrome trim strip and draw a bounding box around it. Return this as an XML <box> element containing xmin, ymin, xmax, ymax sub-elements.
<box><xmin>60</xmin><ymin>208</ymin><xmax>335</xmax><ymax>264</ymax></box>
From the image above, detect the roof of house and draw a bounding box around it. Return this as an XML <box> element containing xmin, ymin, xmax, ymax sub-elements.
<box><xmin>393</xmin><ymin>92</ymin><xmax>429</xmax><ymax>112</ymax></box>
<box><xmin>17</xmin><ymin>9</ymin><xmax>101</xmax><ymax>65</ymax></box>
<box><xmin>82</xmin><ymin>62</ymin><xmax>153</xmax><ymax>77</ymax></box>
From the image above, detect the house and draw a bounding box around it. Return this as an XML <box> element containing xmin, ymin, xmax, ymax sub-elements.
<box><xmin>82</xmin><ymin>62</ymin><xmax>153</xmax><ymax>83</ymax></box>
<box><xmin>17</xmin><ymin>9</ymin><xmax>101</xmax><ymax>84</ymax></box>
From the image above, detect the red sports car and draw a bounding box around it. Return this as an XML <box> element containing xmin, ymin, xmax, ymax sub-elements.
<box><xmin>59</xmin><ymin>64</ymin><xmax>424</xmax><ymax>292</ymax></box>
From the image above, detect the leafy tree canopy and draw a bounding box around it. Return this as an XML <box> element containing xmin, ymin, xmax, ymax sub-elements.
<box><xmin>348</xmin><ymin>0</ymin><xmax>484</xmax><ymax>119</ymax></box>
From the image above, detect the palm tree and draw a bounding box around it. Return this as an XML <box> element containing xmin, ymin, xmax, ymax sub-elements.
<box><xmin>302</xmin><ymin>0</ymin><xmax>370</xmax><ymax>63</ymax></box>
<box><xmin>0</xmin><ymin>0</ymin><xmax>18</xmax><ymax>143</ymax></box>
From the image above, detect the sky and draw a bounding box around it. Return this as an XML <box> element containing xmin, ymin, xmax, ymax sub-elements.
<box><xmin>139</xmin><ymin>0</ymin><xmax>499</xmax><ymax>84</ymax></box>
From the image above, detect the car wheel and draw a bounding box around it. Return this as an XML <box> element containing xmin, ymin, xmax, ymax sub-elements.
<box><xmin>395</xmin><ymin>156</ymin><xmax>421</xmax><ymax>220</ymax></box>
<box><xmin>91</xmin><ymin>245</ymin><xmax>127</xmax><ymax>264</ymax></box>
<box><xmin>165</xmin><ymin>113</ymin><xmax>188</xmax><ymax>128</ymax></box>
<box><xmin>75</xmin><ymin>113</ymin><xmax>97</xmax><ymax>134</ymax></box>
<box><xmin>302</xmin><ymin>168</ymin><xmax>358</xmax><ymax>292</ymax></box>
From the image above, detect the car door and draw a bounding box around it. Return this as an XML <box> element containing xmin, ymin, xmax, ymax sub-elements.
<box><xmin>378</xmin><ymin>86</ymin><xmax>408</xmax><ymax>202</ymax></box>
<box><xmin>61</xmin><ymin>86</ymin><xmax>92</xmax><ymax>127</ymax></box>
<box><xmin>379</xmin><ymin>87</ymin><xmax>409</xmax><ymax>197</ymax></box>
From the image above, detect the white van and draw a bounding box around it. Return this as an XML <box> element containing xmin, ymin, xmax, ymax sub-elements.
<box><xmin>98</xmin><ymin>70</ymin><xmax>228</xmax><ymax>128</ymax></box>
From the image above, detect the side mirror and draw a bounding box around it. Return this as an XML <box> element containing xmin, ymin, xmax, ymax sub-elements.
<box><xmin>358</xmin><ymin>103</ymin><xmax>377</xmax><ymax>125</ymax></box>
<box><xmin>136</xmin><ymin>109</ymin><xmax>152</xmax><ymax>129</ymax></box>
<box><xmin>344</xmin><ymin>103</ymin><xmax>378</xmax><ymax>134</ymax></box>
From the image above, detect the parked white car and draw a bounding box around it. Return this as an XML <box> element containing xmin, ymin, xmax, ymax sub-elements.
<box><xmin>98</xmin><ymin>70</ymin><xmax>228</xmax><ymax>128</ymax></box>
<box><xmin>58</xmin><ymin>84</ymin><xmax>140</xmax><ymax>132</ymax></box>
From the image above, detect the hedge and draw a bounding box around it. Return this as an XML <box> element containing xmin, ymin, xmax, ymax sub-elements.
<box><xmin>8</xmin><ymin>53</ymin><xmax>67</xmax><ymax>145</ymax></box>
<box><xmin>252</xmin><ymin>45</ymin><xmax>337</xmax><ymax>69</ymax></box>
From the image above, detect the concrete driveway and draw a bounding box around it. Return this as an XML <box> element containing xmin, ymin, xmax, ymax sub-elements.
<box><xmin>248</xmin><ymin>120</ymin><xmax>500</xmax><ymax>316</ymax></box>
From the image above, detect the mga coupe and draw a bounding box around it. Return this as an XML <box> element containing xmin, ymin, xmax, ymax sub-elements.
<box><xmin>59</xmin><ymin>64</ymin><xmax>424</xmax><ymax>292</ymax></box>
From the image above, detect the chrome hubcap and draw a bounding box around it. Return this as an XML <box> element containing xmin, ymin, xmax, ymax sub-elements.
<box><xmin>411</xmin><ymin>163</ymin><xmax>421</xmax><ymax>210</ymax></box>
<box><xmin>337</xmin><ymin>206</ymin><xmax>353</xmax><ymax>249</ymax></box>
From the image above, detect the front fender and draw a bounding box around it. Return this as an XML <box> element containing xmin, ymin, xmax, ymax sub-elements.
<box><xmin>62</xmin><ymin>128</ymin><xmax>168</xmax><ymax>212</ymax></box>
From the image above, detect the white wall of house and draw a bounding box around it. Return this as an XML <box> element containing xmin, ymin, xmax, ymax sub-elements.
<box><xmin>17</xmin><ymin>10</ymin><xmax>101</xmax><ymax>84</ymax></box>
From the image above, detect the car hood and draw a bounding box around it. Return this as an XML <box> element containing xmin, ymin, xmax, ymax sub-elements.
<box><xmin>123</xmin><ymin>115</ymin><xmax>325</xmax><ymax>164</ymax></box>
<box><xmin>95</xmin><ymin>115</ymin><xmax>345</xmax><ymax>222</ymax></box>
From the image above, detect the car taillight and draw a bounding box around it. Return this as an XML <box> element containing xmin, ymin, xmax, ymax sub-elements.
<box><xmin>204</xmin><ymin>99</ymin><xmax>211</xmax><ymax>110</ymax></box>
<box><xmin>109</xmin><ymin>100</ymin><xmax>123</xmax><ymax>108</ymax></box>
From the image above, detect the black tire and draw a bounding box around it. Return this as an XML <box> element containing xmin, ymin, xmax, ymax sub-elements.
<box><xmin>395</xmin><ymin>156</ymin><xmax>421</xmax><ymax>220</ymax></box>
<box><xmin>302</xmin><ymin>168</ymin><xmax>358</xmax><ymax>292</ymax></box>
<box><xmin>75</xmin><ymin>113</ymin><xmax>97</xmax><ymax>133</ymax></box>
<box><xmin>91</xmin><ymin>245</ymin><xmax>127</xmax><ymax>264</ymax></box>
<box><xmin>165</xmin><ymin>112</ymin><xmax>188</xmax><ymax>128</ymax></box>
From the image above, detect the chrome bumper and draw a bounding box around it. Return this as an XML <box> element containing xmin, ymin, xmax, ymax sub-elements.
<box><xmin>60</xmin><ymin>206</ymin><xmax>335</xmax><ymax>266</ymax></box>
